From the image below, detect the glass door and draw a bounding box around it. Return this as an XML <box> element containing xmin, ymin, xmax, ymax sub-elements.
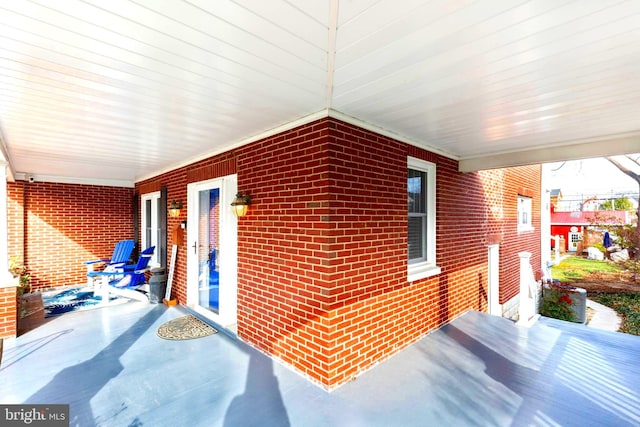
<box><xmin>197</xmin><ymin>188</ymin><xmax>220</xmax><ymax>312</ymax></box>
<box><xmin>187</xmin><ymin>175</ymin><xmax>238</xmax><ymax>329</ymax></box>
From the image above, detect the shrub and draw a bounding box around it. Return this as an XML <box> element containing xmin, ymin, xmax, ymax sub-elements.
<box><xmin>9</xmin><ymin>256</ymin><xmax>31</xmax><ymax>295</ymax></box>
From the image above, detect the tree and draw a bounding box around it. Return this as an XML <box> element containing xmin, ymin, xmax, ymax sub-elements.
<box><xmin>599</xmin><ymin>197</ymin><xmax>634</xmax><ymax>211</ymax></box>
<box><xmin>606</xmin><ymin>155</ymin><xmax>640</xmax><ymax>260</ymax></box>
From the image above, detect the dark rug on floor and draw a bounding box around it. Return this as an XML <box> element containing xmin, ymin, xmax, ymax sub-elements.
<box><xmin>157</xmin><ymin>315</ymin><xmax>218</xmax><ymax>340</ymax></box>
<box><xmin>43</xmin><ymin>286</ymin><xmax>126</xmax><ymax>318</ymax></box>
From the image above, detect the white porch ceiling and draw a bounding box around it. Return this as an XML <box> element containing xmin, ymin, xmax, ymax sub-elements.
<box><xmin>0</xmin><ymin>0</ymin><xmax>639</xmax><ymax>186</ymax></box>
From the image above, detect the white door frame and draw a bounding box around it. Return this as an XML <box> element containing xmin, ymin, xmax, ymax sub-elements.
<box><xmin>186</xmin><ymin>175</ymin><xmax>238</xmax><ymax>328</ymax></box>
<box><xmin>488</xmin><ymin>244</ymin><xmax>501</xmax><ymax>316</ymax></box>
<box><xmin>140</xmin><ymin>191</ymin><xmax>161</xmax><ymax>267</ymax></box>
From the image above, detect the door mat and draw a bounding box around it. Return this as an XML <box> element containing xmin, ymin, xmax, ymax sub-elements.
<box><xmin>157</xmin><ymin>315</ymin><xmax>218</xmax><ymax>340</ymax></box>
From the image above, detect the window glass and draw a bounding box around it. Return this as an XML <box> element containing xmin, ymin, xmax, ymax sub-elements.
<box><xmin>407</xmin><ymin>157</ymin><xmax>440</xmax><ymax>280</ymax></box>
<box><xmin>141</xmin><ymin>192</ymin><xmax>161</xmax><ymax>266</ymax></box>
<box><xmin>518</xmin><ymin>195</ymin><xmax>533</xmax><ymax>231</ymax></box>
<box><xmin>408</xmin><ymin>169</ymin><xmax>427</xmax><ymax>263</ymax></box>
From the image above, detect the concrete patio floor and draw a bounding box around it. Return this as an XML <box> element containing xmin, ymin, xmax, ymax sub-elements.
<box><xmin>2</xmin><ymin>301</ymin><xmax>640</xmax><ymax>426</ymax></box>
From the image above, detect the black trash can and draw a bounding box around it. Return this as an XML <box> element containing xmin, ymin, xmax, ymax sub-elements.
<box><xmin>148</xmin><ymin>267</ymin><xmax>168</xmax><ymax>304</ymax></box>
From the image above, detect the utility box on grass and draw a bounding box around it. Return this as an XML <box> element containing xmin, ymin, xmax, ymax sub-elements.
<box><xmin>569</xmin><ymin>287</ymin><xmax>587</xmax><ymax>324</ymax></box>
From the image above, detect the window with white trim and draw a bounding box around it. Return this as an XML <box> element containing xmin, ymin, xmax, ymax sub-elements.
<box><xmin>517</xmin><ymin>195</ymin><xmax>533</xmax><ymax>232</ymax></box>
<box><xmin>408</xmin><ymin>157</ymin><xmax>440</xmax><ymax>281</ymax></box>
<box><xmin>141</xmin><ymin>191</ymin><xmax>161</xmax><ymax>267</ymax></box>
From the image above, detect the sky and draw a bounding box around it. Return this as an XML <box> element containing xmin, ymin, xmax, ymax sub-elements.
<box><xmin>545</xmin><ymin>155</ymin><xmax>640</xmax><ymax>198</ymax></box>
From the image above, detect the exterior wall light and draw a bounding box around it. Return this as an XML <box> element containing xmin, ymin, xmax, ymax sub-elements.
<box><xmin>168</xmin><ymin>200</ymin><xmax>182</xmax><ymax>218</ymax></box>
<box><xmin>231</xmin><ymin>193</ymin><xmax>251</xmax><ymax>217</ymax></box>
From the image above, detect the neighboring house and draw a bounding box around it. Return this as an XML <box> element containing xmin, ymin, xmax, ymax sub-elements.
<box><xmin>4</xmin><ymin>117</ymin><xmax>542</xmax><ymax>390</ymax></box>
<box><xmin>550</xmin><ymin>210</ymin><xmax>631</xmax><ymax>252</ymax></box>
<box><xmin>550</xmin><ymin>189</ymin><xmax>562</xmax><ymax>209</ymax></box>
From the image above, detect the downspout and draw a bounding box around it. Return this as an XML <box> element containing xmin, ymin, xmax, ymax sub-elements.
<box><xmin>0</xmin><ymin>128</ymin><xmax>16</xmax><ymax>283</ymax></box>
<box><xmin>541</xmin><ymin>165</ymin><xmax>552</xmax><ymax>273</ymax></box>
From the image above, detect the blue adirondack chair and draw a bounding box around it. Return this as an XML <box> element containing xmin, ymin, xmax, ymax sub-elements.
<box><xmin>84</xmin><ymin>240</ymin><xmax>135</xmax><ymax>286</ymax></box>
<box><xmin>90</xmin><ymin>246</ymin><xmax>155</xmax><ymax>302</ymax></box>
<box><xmin>111</xmin><ymin>246</ymin><xmax>155</xmax><ymax>288</ymax></box>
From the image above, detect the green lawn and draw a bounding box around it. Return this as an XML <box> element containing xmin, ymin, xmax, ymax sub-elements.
<box><xmin>589</xmin><ymin>293</ymin><xmax>640</xmax><ymax>336</ymax></box>
<box><xmin>550</xmin><ymin>256</ymin><xmax>623</xmax><ymax>282</ymax></box>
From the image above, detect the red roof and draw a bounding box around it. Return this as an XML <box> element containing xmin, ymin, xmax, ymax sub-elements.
<box><xmin>551</xmin><ymin>210</ymin><xmax>629</xmax><ymax>225</ymax></box>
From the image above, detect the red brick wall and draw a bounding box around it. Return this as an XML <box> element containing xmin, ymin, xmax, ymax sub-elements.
<box><xmin>7</xmin><ymin>181</ymin><xmax>134</xmax><ymax>290</ymax></box>
<box><xmin>235</xmin><ymin>118</ymin><xmax>541</xmax><ymax>388</ymax></box>
<box><xmin>480</xmin><ymin>167</ymin><xmax>542</xmax><ymax>303</ymax></box>
<box><xmin>323</xmin><ymin>122</ymin><xmax>409</xmax><ymax>385</ymax></box>
<box><xmin>7</xmin><ymin>183</ymin><xmax>24</xmax><ymax>264</ymax></box>
<box><xmin>133</xmin><ymin>117</ymin><xmax>540</xmax><ymax>389</ymax></box>
<box><xmin>0</xmin><ymin>286</ymin><xmax>17</xmax><ymax>337</ymax></box>
<box><xmin>236</xmin><ymin>119</ymin><xmax>333</xmax><ymax>381</ymax></box>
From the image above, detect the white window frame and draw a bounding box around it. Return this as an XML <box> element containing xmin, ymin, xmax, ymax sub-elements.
<box><xmin>408</xmin><ymin>157</ymin><xmax>441</xmax><ymax>281</ymax></box>
<box><xmin>141</xmin><ymin>191</ymin><xmax>161</xmax><ymax>267</ymax></box>
<box><xmin>517</xmin><ymin>195</ymin><xmax>534</xmax><ymax>232</ymax></box>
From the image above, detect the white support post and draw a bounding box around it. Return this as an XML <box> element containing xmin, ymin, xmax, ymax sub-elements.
<box><xmin>517</xmin><ymin>251</ymin><xmax>539</xmax><ymax>327</ymax></box>
<box><xmin>488</xmin><ymin>244</ymin><xmax>501</xmax><ymax>316</ymax></box>
<box><xmin>0</xmin><ymin>164</ymin><xmax>12</xmax><ymax>288</ymax></box>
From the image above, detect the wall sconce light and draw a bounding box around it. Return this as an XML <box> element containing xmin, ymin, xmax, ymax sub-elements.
<box><xmin>168</xmin><ymin>200</ymin><xmax>182</xmax><ymax>218</ymax></box>
<box><xmin>231</xmin><ymin>193</ymin><xmax>251</xmax><ymax>217</ymax></box>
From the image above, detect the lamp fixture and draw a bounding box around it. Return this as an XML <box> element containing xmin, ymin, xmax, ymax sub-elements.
<box><xmin>231</xmin><ymin>193</ymin><xmax>251</xmax><ymax>217</ymax></box>
<box><xmin>168</xmin><ymin>200</ymin><xmax>182</xmax><ymax>218</ymax></box>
